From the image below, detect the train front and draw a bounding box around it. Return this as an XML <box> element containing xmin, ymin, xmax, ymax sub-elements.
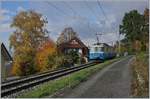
<box><xmin>88</xmin><ymin>44</ymin><xmax>105</xmax><ymax>62</ymax></box>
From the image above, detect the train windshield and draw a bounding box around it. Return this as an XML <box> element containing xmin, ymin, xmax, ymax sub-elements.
<box><xmin>90</xmin><ymin>46</ymin><xmax>103</xmax><ymax>53</ymax></box>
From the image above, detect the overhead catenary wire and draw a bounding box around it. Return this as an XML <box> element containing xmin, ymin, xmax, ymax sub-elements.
<box><xmin>78</xmin><ymin>2</ymin><xmax>117</xmax><ymax>46</ymax></box>
<box><xmin>46</xmin><ymin>1</ymin><xmax>101</xmax><ymax>34</ymax></box>
<box><xmin>45</xmin><ymin>1</ymin><xmax>77</xmax><ymax>29</ymax></box>
<box><xmin>84</xmin><ymin>1</ymin><xmax>103</xmax><ymax>34</ymax></box>
<box><xmin>46</xmin><ymin>1</ymin><xmax>69</xmax><ymax>17</ymax></box>
<box><xmin>96</xmin><ymin>0</ymin><xmax>119</xmax><ymax>45</ymax></box>
<box><xmin>84</xmin><ymin>1</ymin><xmax>114</xmax><ymax>37</ymax></box>
<box><xmin>84</xmin><ymin>0</ymin><xmax>102</xmax><ymax>28</ymax></box>
<box><xmin>62</xmin><ymin>1</ymin><xmax>77</xmax><ymax>16</ymax></box>
<box><xmin>61</xmin><ymin>1</ymin><xmax>84</xmax><ymax>28</ymax></box>
<box><xmin>45</xmin><ymin>1</ymin><xmax>95</xmax><ymax>40</ymax></box>
<box><xmin>45</xmin><ymin>1</ymin><xmax>116</xmax><ymax>45</ymax></box>
<box><xmin>62</xmin><ymin>1</ymin><xmax>98</xmax><ymax>34</ymax></box>
<box><xmin>97</xmin><ymin>0</ymin><xmax>110</xmax><ymax>24</ymax></box>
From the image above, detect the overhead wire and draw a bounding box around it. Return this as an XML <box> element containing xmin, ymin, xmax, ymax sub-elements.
<box><xmin>62</xmin><ymin>1</ymin><xmax>77</xmax><ymax>16</ymax></box>
<box><xmin>46</xmin><ymin>1</ymin><xmax>77</xmax><ymax>28</ymax></box>
<box><xmin>84</xmin><ymin>0</ymin><xmax>102</xmax><ymax>30</ymax></box>
<box><xmin>84</xmin><ymin>0</ymin><xmax>116</xmax><ymax>38</ymax></box>
<box><xmin>84</xmin><ymin>0</ymin><xmax>107</xmax><ymax>43</ymax></box>
<box><xmin>97</xmin><ymin>0</ymin><xmax>117</xmax><ymax>35</ymax></box>
<box><xmin>45</xmin><ymin>1</ymin><xmax>116</xmax><ymax>45</ymax></box>
<box><xmin>96</xmin><ymin>0</ymin><xmax>118</xmax><ymax>44</ymax></box>
<box><xmin>46</xmin><ymin>1</ymin><xmax>69</xmax><ymax>17</ymax></box>
<box><xmin>97</xmin><ymin>0</ymin><xmax>109</xmax><ymax>24</ymax></box>
<box><xmin>46</xmin><ymin>1</ymin><xmax>99</xmax><ymax>34</ymax></box>
<box><xmin>62</xmin><ymin>1</ymin><xmax>98</xmax><ymax>34</ymax></box>
<box><xmin>61</xmin><ymin>1</ymin><xmax>84</xmax><ymax>30</ymax></box>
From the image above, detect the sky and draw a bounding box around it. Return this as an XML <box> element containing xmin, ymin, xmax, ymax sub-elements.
<box><xmin>0</xmin><ymin>0</ymin><xmax>149</xmax><ymax>51</ymax></box>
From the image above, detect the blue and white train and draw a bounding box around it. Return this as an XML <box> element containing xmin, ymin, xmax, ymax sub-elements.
<box><xmin>89</xmin><ymin>43</ymin><xmax>116</xmax><ymax>62</ymax></box>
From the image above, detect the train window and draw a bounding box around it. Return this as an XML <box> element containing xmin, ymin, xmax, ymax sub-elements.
<box><xmin>101</xmin><ymin>47</ymin><xmax>104</xmax><ymax>51</ymax></box>
<box><xmin>95</xmin><ymin>47</ymin><xmax>99</xmax><ymax>52</ymax></box>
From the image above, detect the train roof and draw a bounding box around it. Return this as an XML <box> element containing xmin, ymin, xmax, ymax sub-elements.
<box><xmin>90</xmin><ymin>43</ymin><xmax>113</xmax><ymax>48</ymax></box>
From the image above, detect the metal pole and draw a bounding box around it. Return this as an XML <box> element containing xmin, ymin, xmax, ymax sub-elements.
<box><xmin>96</xmin><ymin>33</ymin><xmax>102</xmax><ymax>44</ymax></box>
<box><xmin>96</xmin><ymin>33</ymin><xmax>99</xmax><ymax>44</ymax></box>
<box><xmin>118</xmin><ymin>32</ymin><xmax>121</xmax><ymax>56</ymax></box>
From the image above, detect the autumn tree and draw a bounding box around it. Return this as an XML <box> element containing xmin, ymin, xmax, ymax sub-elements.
<box><xmin>56</xmin><ymin>27</ymin><xmax>78</xmax><ymax>45</ymax></box>
<box><xmin>10</xmin><ymin>11</ymin><xmax>48</xmax><ymax>76</ymax></box>
<box><xmin>35</xmin><ymin>39</ymin><xmax>57</xmax><ymax>72</ymax></box>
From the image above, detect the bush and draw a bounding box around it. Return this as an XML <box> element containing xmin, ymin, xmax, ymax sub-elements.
<box><xmin>12</xmin><ymin>52</ymin><xmax>36</xmax><ymax>76</ymax></box>
<box><xmin>66</xmin><ymin>50</ymin><xmax>80</xmax><ymax>64</ymax></box>
<box><xmin>54</xmin><ymin>54</ymin><xmax>73</xmax><ymax>68</ymax></box>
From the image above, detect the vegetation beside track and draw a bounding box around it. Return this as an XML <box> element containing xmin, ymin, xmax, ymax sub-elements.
<box><xmin>17</xmin><ymin>57</ymin><xmax>122</xmax><ymax>98</ymax></box>
<box><xmin>131</xmin><ymin>52</ymin><xmax>149</xmax><ymax>97</ymax></box>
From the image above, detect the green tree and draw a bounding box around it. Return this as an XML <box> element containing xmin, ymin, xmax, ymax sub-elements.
<box><xmin>143</xmin><ymin>8</ymin><xmax>149</xmax><ymax>51</ymax></box>
<box><xmin>119</xmin><ymin>9</ymin><xmax>148</xmax><ymax>52</ymax></box>
<box><xmin>10</xmin><ymin>11</ymin><xmax>48</xmax><ymax>76</ymax></box>
<box><xmin>67</xmin><ymin>50</ymin><xmax>79</xmax><ymax>64</ymax></box>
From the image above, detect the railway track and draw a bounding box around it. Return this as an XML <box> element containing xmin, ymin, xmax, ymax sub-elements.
<box><xmin>1</xmin><ymin>61</ymin><xmax>97</xmax><ymax>97</ymax></box>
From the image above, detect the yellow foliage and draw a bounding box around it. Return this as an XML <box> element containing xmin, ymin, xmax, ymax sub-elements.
<box><xmin>35</xmin><ymin>39</ymin><xmax>57</xmax><ymax>72</ymax></box>
<box><xmin>12</xmin><ymin>56</ymin><xmax>22</xmax><ymax>76</ymax></box>
<box><xmin>10</xmin><ymin>11</ymin><xmax>49</xmax><ymax>76</ymax></box>
<box><xmin>12</xmin><ymin>52</ymin><xmax>35</xmax><ymax>76</ymax></box>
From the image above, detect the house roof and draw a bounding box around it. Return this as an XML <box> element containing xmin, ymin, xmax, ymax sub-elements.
<box><xmin>58</xmin><ymin>37</ymin><xmax>88</xmax><ymax>49</ymax></box>
<box><xmin>1</xmin><ymin>43</ymin><xmax>12</xmax><ymax>61</ymax></box>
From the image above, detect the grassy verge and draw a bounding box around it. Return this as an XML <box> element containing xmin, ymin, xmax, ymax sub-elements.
<box><xmin>18</xmin><ymin>57</ymin><xmax>122</xmax><ymax>98</ymax></box>
<box><xmin>131</xmin><ymin>52</ymin><xmax>149</xmax><ymax>97</ymax></box>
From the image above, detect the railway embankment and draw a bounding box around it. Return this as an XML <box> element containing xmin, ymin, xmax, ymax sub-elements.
<box><xmin>17</xmin><ymin>57</ymin><xmax>122</xmax><ymax>98</ymax></box>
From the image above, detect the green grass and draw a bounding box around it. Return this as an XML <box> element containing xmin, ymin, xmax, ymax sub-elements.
<box><xmin>18</xmin><ymin>57</ymin><xmax>122</xmax><ymax>98</ymax></box>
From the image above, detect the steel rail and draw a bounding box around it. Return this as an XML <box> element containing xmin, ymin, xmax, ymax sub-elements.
<box><xmin>1</xmin><ymin>62</ymin><xmax>97</xmax><ymax>97</ymax></box>
<box><xmin>2</xmin><ymin>62</ymin><xmax>94</xmax><ymax>89</ymax></box>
